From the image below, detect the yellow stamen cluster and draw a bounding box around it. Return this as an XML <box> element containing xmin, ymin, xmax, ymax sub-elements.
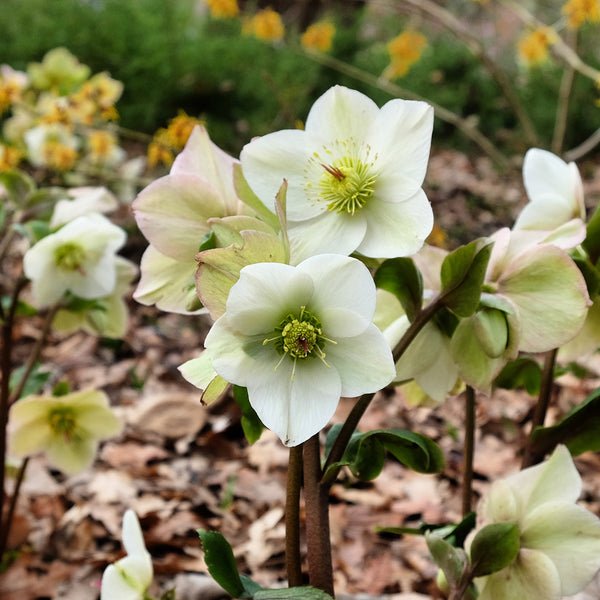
<box><xmin>243</xmin><ymin>8</ymin><xmax>285</xmax><ymax>42</ymax></box>
<box><xmin>88</xmin><ymin>130</ymin><xmax>119</xmax><ymax>162</ymax></box>
<box><xmin>562</xmin><ymin>0</ymin><xmax>600</xmax><ymax>28</ymax></box>
<box><xmin>54</xmin><ymin>242</ymin><xmax>86</xmax><ymax>272</ymax></box>
<box><xmin>301</xmin><ymin>21</ymin><xmax>336</xmax><ymax>52</ymax></box>
<box><xmin>517</xmin><ymin>28</ymin><xmax>556</xmax><ymax>66</ymax></box>
<box><xmin>49</xmin><ymin>408</ymin><xmax>78</xmax><ymax>442</ymax></box>
<box><xmin>384</xmin><ymin>30</ymin><xmax>427</xmax><ymax>79</ymax></box>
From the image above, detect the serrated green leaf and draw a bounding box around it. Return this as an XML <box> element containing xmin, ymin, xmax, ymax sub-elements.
<box><xmin>374</xmin><ymin>258</ymin><xmax>423</xmax><ymax>322</ymax></box>
<box><xmin>197</xmin><ymin>529</ymin><xmax>262</xmax><ymax>598</ymax></box>
<box><xmin>233</xmin><ymin>385</ymin><xmax>264</xmax><ymax>444</ymax></box>
<box><xmin>470</xmin><ymin>521</ymin><xmax>520</xmax><ymax>577</ymax></box>
<box><xmin>440</xmin><ymin>240</ymin><xmax>493</xmax><ymax>317</ymax></box>
<box><xmin>254</xmin><ymin>587</ymin><xmax>333</xmax><ymax>599</ymax></box>
<box><xmin>530</xmin><ymin>387</ymin><xmax>600</xmax><ymax>456</ymax></box>
<box><xmin>233</xmin><ymin>163</ymin><xmax>280</xmax><ymax>231</ymax></box>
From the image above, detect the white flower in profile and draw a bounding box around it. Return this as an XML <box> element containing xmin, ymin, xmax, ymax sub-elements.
<box><xmin>23</xmin><ymin>213</ymin><xmax>126</xmax><ymax>307</ymax></box>
<box><xmin>469</xmin><ymin>445</ymin><xmax>600</xmax><ymax>600</ymax></box>
<box><xmin>514</xmin><ymin>148</ymin><xmax>585</xmax><ymax>232</ymax></box>
<box><xmin>50</xmin><ymin>186</ymin><xmax>119</xmax><ymax>229</ymax></box>
<box><xmin>183</xmin><ymin>254</ymin><xmax>395</xmax><ymax>446</ymax></box>
<box><xmin>240</xmin><ymin>85</ymin><xmax>434</xmax><ymax>264</ymax></box>
<box><xmin>101</xmin><ymin>510</ymin><xmax>153</xmax><ymax>600</ymax></box>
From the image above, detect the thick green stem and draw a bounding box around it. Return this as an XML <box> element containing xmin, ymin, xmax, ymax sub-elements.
<box><xmin>521</xmin><ymin>348</ymin><xmax>558</xmax><ymax>468</ymax></box>
<box><xmin>286</xmin><ymin>445</ymin><xmax>303</xmax><ymax>587</ymax></box>
<box><xmin>462</xmin><ymin>386</ymin><xmax>476</xmax><ymax>517</ymax></box>
<box><xmin>303</xmin><ymin>435</ymin><xmax>334</xmax><ymax>597</ymax></box>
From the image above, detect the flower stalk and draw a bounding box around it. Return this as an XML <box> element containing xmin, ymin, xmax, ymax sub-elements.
<box><xmin>462</xmin><ymin>386</ymin><xmax>476</xmax><ymax>516</ymax></box>
<box><xmin>285</xmin><ymin>445</ymin><xmax>303</xmax><ymax>587</ymax></box>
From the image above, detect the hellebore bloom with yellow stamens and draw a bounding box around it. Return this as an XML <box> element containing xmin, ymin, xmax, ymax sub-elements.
<box><xmin>9</xmin><ymin>389</ymin><xmax>122</xmax><ymax>474</ymax></box>
<box><xmin>101</xmin><ymin>510</ymin><xmax>153</xmax><ymax>600</ymax></box>
<box><xmin>468</xmin><ymin>446</ymin><xmax>600</xmax><ymax>600</ymax></box>
<box><xmin>240</xmin><ymin>85</ymin><xmax>434</xmax><ymax>264</ymax></box>
<box><xmin>23</xmin><ymin>213</ymin><xmax>126</xmax><ymax>307</ymax></box>
<box><xmin>183</xmin><ymin>254</ymin><xmax>395</xmax><ymax>446</ymax></box>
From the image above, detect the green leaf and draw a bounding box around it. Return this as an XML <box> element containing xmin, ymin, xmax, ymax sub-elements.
<box><xmin>233</xmin><ymin>385</ymin><xmax>264</xmax><ymax>444</ymax></box>
<box><xmin>426</xmin><ymin>533</ymin><xmax>468</xmax><ymax>588</ymax></box>
<box><xmin>324</xmin><ymin>428</ymin><xmax>444</xmax><ymax>482</ymax></box>
<box><xmin>530</xmin><ymin>386</ymin><xmax>600</xmax><ymax>456</ymax></box>
<box><xmin>583</xmin><ymin>203</ymin><xmax>600</xmax><ymax>266</ymax></box>
<box><xmin>494</xmin><ymin>356</ymin><xmax>542</xmax><ymax>395</ymax></box>
<box><xmin>9</xmin><ymin>364</ymin><xmax>51</xmax><ymax>399</ymax></box>
<box><xmin>254</xmin><ymin>587</ymin><xmax>333</xmax><ymax>599</ymax></box>
<box><xmin>52</xmin><ymin>381</ymin><xmax>70</xmax><ymax>397</ymax></box>
<box><xmin>374</xmin><ymin>258</ymin><xmax>423</xmax><ymax>322</ymax></box>
<box><xmin>11</xmin><ymin>220</ymin><xmax>51</xmax><ymax>244</ymax></box>
<box><xmin>440</xmin><ymin>240</ymin><xmax>493</xmax><ymax>317</ymax></box>
<box><xmin>197</xmin><ymin>529</ymin><xmax>262</xmax><ymax>598</ymax></box>
<box><xmin>0</xmin><ymin>170</ymin><xmax>36</xmax><ymax>204</ymax></box>
<box><xmin>470</xmin><ymin>521</ymin><xmax>520</xmax><ymax>577</ymax></box>
<box><xmin>233</xmin><ymin>163</ymin><xmax>280</xmax><ymax>231</ymax></box>
<box><xmin>1</xmin><ymin>297</ymin><xmax>37</xmax><ymax>318</ymax></box>
<box><xmin>573</xmin><ymin>257</ymin><xmax>600</xmax><ymax>298</ymax></box>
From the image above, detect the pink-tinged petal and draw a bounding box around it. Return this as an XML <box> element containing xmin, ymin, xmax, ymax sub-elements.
<box><xmin>226</xmin><ymin>263</ymin><xmax>314</xmax><ymax>335</ymax></box>
<box><xmin>305</xmin><ymin>85</ymin><xmax>380</xmax><ymax>146</ymax></box>
<box><xmin>559</xmin><ymin>296</ymin><xmax>600</xmax><ymax>361</ymax></box>
<box><xmin>240</xmin><ymin>129</ymin><xmax>322</xmax><ymax>221</ymax></box>
<box><xmin>368</xmin><ymin>99</ymin><xmax>433</xmax><ymax>194</ymax></box>
<box><xmin>359</xmin><ymin>189</ymin><xmax>433</xmax><ymax>258</ymax></box>
<box><xmin>521</xmin><ymin>502</ymin><xmax>600</xmax><ymax>596</ymax></box>
<box><xmin>505</xmin><ymin>445</ymin><xmax>581</xmax><ymax>515</ymax></box>
<box><xmin>498</xmin><ymin>245</ymin><xmax>590</xmax><ymax>352</ymax></box>
<box><xmin>134</xmin><ymin>246</ymin><xmax>202</xmax><ymax>315</ymax></box>
<box><xmin>171</xmin><ymin>125</ymin><xmax>241</xmax><ymax>215</ymax></box>
<box><xmin>298</xmin><ymin>254</ymin><xmax>377</xmax><ymax>328</ymax></box>
<box><xmin>287</xmin><ymin>210</ymin><xmax>367</xmax><ymax>264</ymax></box>
<box><xmin>250</xmin><ymin>357</ymin><xmax>341</xmax><ymax>447</ymax></box>
<box><xmin>476</xmin><ymin>549</ymin><xmax>561</xmax><ymax>600</ymax></box>
<box><xmin>326</xmin><ymin>324</ymin><xmax>395</xmax><ymax>397</ymax></box>
<box><xmin>133</xmin><ymin>173</ymin><xmax>225</xmax><ymax>261</ymax></box>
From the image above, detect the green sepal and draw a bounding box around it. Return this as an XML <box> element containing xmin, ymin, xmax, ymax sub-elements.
<box><xmin>197</xmin><ymin>529</ymin><xmax>262</xmax><ymax>598</ymax></box>
<box><xmin>494</xmin><ymin>356</ymin><xmax>542</xmax><ymax>395</ymax></box>
<box><xmin>52</xmin><ymin>381</ymin><xmax>70</xmax><ymax>397</ymax></box>
<box><xmin>426</xmin><ymin>532</ymin><xmax>469</xmax><ymax>588</ymax></box>
<box><xmin>233</xmin><ymin>385</ymin><xmax>264</xmax><ymax>444</ymax></box>
<box><xmin>470</xmin><ymin>521</ymin><xmax>520</xmax><ymax>577</ymax></box>
<box><xmin>374</xmin><ymin>257</ymin><xmax>423</xmax><ymax>322</ymax></box>
<box><xmin>530</xmin><ymin>386</ymin><xmax>600</xmax><ymax>456</ymax></box>
<box><xmin>440</xmin><ymin>239</ymin><xmax>493</xmax><ymax>317</ymax></box>
<box><xmin>233</xmin><ymin>163</ymin><xmax>280</xmax><ymax>231</ymax></box>
<box><xmin>201</xmin><ymin>375</ymin><xmax>229</xmax><ymax>406</ymax></box>
<box><xmin>583</xmin><ymin>203</ymin><xmax>600</xmax><ymax>266</ymax></box>
<box><xmin>323</xmin><ymin>425</ymin><xmax>444</xmax><ymax>482</ymax></box>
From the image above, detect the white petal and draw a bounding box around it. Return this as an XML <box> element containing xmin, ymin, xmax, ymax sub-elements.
<box><xmin>358</xmin><ymin>189</ymin><xmax>433</xmax><ymax>258</ymax></box>
<box><xmin>297</xmin><ymin>254</ymin><xmax>376</xmax><ymax>331</ymax></box>
<box><xmin>101</xmin><ymin>564</ymin><xmax>144</xmax><ymax>600</ymax></box>
<box><xmin>305</xmin><ymin>85</ymin><xmax>380</xmax><ymax>145</ymax></box>
<box><xmin>179</xmin><ymin>353</ymin><xmax>217</xmax><ymax>390</ymax></box>
<box><xmin>326</xmin><ymin>323</ymin><xmax>395</xmax><ymax>397</ymax></box>
<box><xmin>122</xmin><ymin>510</ymin><xmax>151</xmax><ymax>564</ymax></box>
<box><xmin>522</xmin><ymin>502</ymin><xmax>600</xmax><ymax>596</ymax></box>
<box><xmin>113</xmin><ymin>555</ymin><xmax>153</xmax><ymax>592</ymax></box>
<box><xmin>287</xmin><ymin>210</ymin><xmax>367</xmax><ymax>264</ymax></box>
<box><xmin>226</xmin><ymin>263</ymin><xmax>314</xmax><ymax>335</ymax></box>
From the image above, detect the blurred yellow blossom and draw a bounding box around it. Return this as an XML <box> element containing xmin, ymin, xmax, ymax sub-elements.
<box><xmin>562</xmin><ymin>0</ymin><xmax>600</xmax><ymax>27</ymax></box>
<box><xmin>384</xmin><ymin>30</ymin><xmax>427</xmax><ymax>79</ymax></box>
<box><xmin>0</xmin><ymin>66</ymin><xmax>28</xmax><ymax>114</ymax></box>
<box><xmin>44</xmin><ymin>141</ymin><xmax>78</xmax><ymax>171</ymax></box>
<box><xmin>301</xmin><ymin>21</ymin><xmax>336</xmax><ymax>52</ymax></box>
<box><xmin>147</xmin><ymin>111</ymin><xmax>202</xmax><ymax>169</ymax></box>
<box><xmin>0</xmin><ymin>144</ymin><xmax>22</xmax><ymax>171</ymax></box>
<box><xmin>244</xmin><ymin>8</ymin><xmax>285</xmax><ymax>42</ymax></box>
<box><xmin>205</xmin><ymin>0</ymin><xmax>239</xmax><ymax>18</ymax></box>
<box><xmin>517</xmin><ymin>27</ymin><xmax>556</xmax><ymax>66</ymax></box>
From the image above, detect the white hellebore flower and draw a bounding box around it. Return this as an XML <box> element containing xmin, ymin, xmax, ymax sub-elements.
<box><xmin>240</xmin><ymin>85</ymin><xmax>434</xmax><ymax>264</ymax></box>
<box><xmin>197</xmin><ymin>254</ymin><xmax>395</xmax><ymax>446</ymax></box>
<box><xmin>101</xmin><ymin>510</ymin><xmax>153</xmax><ymax>600</ymax></box>
<box><xmin>470</xmin><ymin>445</ymin><xmax>600</xmax><ymax>600</ymax></box>
<box><xmin>23</xmin><ymin>213</ymin><xmax>126</xmax><ymax>307</ymax></box>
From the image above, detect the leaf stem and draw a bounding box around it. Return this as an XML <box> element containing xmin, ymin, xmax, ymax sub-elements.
<box><xmin>286</xmin><ymin>445</ymin><xmax>303</xmax><ymax>587</ymax></box>
<box><xmin>303</xmin><ymin>434</ymin><xmax>334</xmax><ymax>597</ymax></box>
<box><xmin>462</xmin><ymin>386</ymin><xmax>476</xmax><ymax>517</ymax></box>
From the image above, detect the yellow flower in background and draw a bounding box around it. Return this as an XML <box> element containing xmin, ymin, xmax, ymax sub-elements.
<box><xmin>384</xmin><ymin>30</ymin><xmax>427</xmax><ymax>79</ymax></box>
<box><xmin>244</xmin><ymin>8</ymin><xmax>285</xmax><ymax>42</ymax></box>
<box><xmin>562</xmin><ymin>0</ymin><xmax>600</xmax><ymax>27</ymax></box>
<box><xmin>205</xmin><ymin>0</ymin><xmax>239</xmax><ymax>18</ymax></box>
<box><xmin>147</xmin><ymin>111</ymin><xmax>202</xmax><ymax>169</ymax></box>
<box><xmin>0</xmin><ymin>66</ymin><xmax>28</xmax><ymax>114</ymax></box>
<box><xmin>301</xmin><ymin>21</ymin><xmax>336</xmax><ymax>52</ymax></box>
<box><xmin>0</xmin><ymin>144</ymin><xmax>22</xmax><ymax>171</ymax></box>
<box><xmin>517</xmin><ymin>27</ymin><xmax>556</xmax><ymax>66</ymax></box>
<box><xmin>43</xmin><ymin>141</ymin><xmax>78</xmax><ymax>171</ymax></box>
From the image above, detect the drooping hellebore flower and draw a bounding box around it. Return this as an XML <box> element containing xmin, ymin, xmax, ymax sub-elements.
<box><xmin>23</xmin><ymin>213</ymin><xmax>126</xmax><ymax>307</ymax></box>
<box><xmin>469</xmin><ymin>445</ymin><xmax>600</xmax><ymax>600</ymax></box>
<box><xmin>9</xmin><ymin>389</ymin><xmax>122</xmax><ymax>474</ymax></box>
<box><xmin>182</xmin><ymin>254</ymin><xmax>395</xmax><ymax>446</ymax></box>
<box><xmin>240</xmin><ymin>85</ymin><xmax>434</xmax><ymax>264</ymax></box>
<box><xmin>101</xmin><ymin>510</ymin><xmax>153</xmax><ymax>600</ymax></box>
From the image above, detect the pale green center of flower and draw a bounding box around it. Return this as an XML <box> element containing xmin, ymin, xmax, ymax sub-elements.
<box><xmin>49</xmin><ymin>408</ymin><xmax>78</xmax><ymax>442</ymax></box>
<box><xmin>54</xmin><ymin>242</ymin><xmax>86</xmax><ymax>272</ymax></box>
<box><xmin>264</xmin><ymin>306</ymin><xmax>335</xmax><ymax>377</ymax></box>
<box><xmin>318</xmin><ymin>156</ymin><xmax>376</xmax><ymax>215</ymax></box>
